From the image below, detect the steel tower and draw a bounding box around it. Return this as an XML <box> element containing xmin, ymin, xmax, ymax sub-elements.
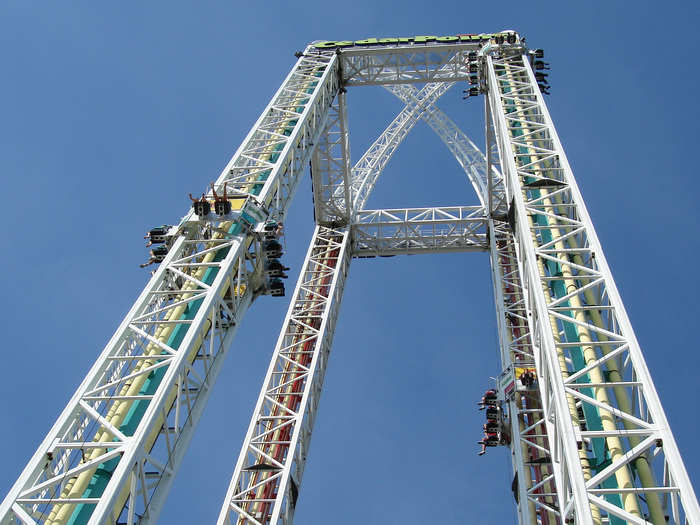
<box><xmin>2</xmin><ymin>32</ymin><xmax>698</xmax><ymax>525</ymax></box>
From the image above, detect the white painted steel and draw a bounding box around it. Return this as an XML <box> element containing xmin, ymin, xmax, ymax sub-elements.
<box><xmin>485</xmin><ymin>85</ymin><xmax>559</xmax><ymax>525</ymax></box>
<box><xmin>489</xmin><ymin>217</ymin><xmax>559</xmax><ymax>525</ymax></box>
<box><xmin>218</xmin><ymin>77</ymin><xmax>463</xmax><ymax>524</ymax></box>
<box><xmin>352</xmin><ymin>206</ymin><xmax>488</xmax><ymax>256</ymax></box>
<box><xmin>377</xmin><ymin>82</ymin><xmax>546</xmax><ymax>525</ymax></box>
<box><xmin>216</xmin><ymin>226</ymin><xmax>351</xmax><ymax>525</ymax></box>
<box><xmin>0</xmin><ymin>46</ymin><xmax>339</xmax><ymax>525</ymax></box>
<box><xmin>485</xmin><ymin>47</ymin><xmax>700</xmax><ymax>524</ymax></box>
<box><xmin>380</xmin><ymin>61</ymin><xmax>547</xmax><ymax>525</ymax></box>
<box><xmin>4</xmin><ymin>34</ymin><xmax>698</xmax><ymax>525</ymax></box>
<box><xmin>311</xmin><ymin>93</ymin><xmax>352</xmax><ymax>226</ymax></box>
<box><xmin>339</xmin><ymin>42</ymin><xmax>480</xmax><ymax>86</ymax></box>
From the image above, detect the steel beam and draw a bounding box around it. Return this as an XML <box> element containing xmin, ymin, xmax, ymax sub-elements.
<box><xmin>339</xmin><ymin>43</ymin><xmax>480</xmax><ymax>86</ymax></box>
<box><xmin>489</xmin><ymin>217</ymin><xmax>560</xmax><ymax>525</ymax></box>
<box><xmin>352</xmin><ymin>206</ymin><xmax>488</xmax><ymax>256</ymax></box>
<box><xmin>216</xmin><ymin>226</ymin><xmax>351</xmax><ymax>525</ymax></box>
<box><xmin>311</xmin><ymin>92</ymin><xmax>352</xmax><ymax>226</ymax></box>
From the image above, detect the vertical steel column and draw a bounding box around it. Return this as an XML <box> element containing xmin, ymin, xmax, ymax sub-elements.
<box><xmin>490</xmin><ymin>218</ymin><xmax>561</xmax><ymax>525</ymax></box>
<box><xmin>311</xmin><ymin>92</ymin><xmax>352</xmax><ymax>226</ymax></box>
<box><xmin>217</xmin><ymin>226</ymin><xmax>351</xmax><ymax>525</ymax></box>
<box><xmin>5</xmin><ymin>34</ymin><xmax>699</xmax><ymax>525</ymax></box>
<box><xmin>487</xmin><ymin>90</ymin><xmax>560</xmax><ymax>525</ymax></box>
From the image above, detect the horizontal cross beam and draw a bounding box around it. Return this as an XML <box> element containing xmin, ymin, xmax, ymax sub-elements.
<box><xmin>351</xmin><ymin>206</ymin><xmax>489</xmax><ymax>256</ymax></box>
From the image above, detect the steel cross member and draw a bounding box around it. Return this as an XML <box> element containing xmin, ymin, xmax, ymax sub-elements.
<box><xmin>310</xmin><ymin>92</ymin><xmax>352</xmax><ymax>226</ymax></box>
<box><xmin>317</xmin><ymin>80</ymin><xmax>453</xmax><ymax>226</ymax></box>
<box><xmin>351</xmin><ymin>206</ymin><xmax>488</xmax><ymax>256</ymax></box>
<box><xmin>339</xmin><ymin>42</ymin><xmax>482</xmax><ymax>86</ymax></box>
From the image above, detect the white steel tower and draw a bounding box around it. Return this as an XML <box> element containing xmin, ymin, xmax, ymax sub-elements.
<box><xmin>2</xmin><ymin>32</ymin><xmax>698</xmax><ymax>525</ymax></box>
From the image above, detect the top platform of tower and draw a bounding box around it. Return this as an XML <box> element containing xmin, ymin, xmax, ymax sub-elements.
<box><xmin>310</xmin><ymin>31</ymin><xmax>520</xmax><ymax>51</ymax></box>
<box><xmin>305</xmin><ymin>31</ymin><xmax>523</xmax><ymax>86</ymax></box>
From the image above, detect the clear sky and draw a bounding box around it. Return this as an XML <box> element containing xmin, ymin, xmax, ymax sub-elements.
<box><xmin>1</xmin><ymin>1</ymin><xmax>699</xmax><ymax>523</ymax></box>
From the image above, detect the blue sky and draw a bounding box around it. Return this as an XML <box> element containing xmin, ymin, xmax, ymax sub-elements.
<box><xmin>1</xmin><ymin>1</ymin><xmax>699</xmax><ymax>523</ymax></box>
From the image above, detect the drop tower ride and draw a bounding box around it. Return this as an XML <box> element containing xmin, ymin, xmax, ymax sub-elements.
<box><xmin>2</xmin><ymin>31</ymin><xmax>698</xmax><ymax>525</ymax></box>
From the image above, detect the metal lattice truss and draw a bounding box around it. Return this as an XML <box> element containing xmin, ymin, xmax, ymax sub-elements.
<box><xmin>217</xmin><ymin>226</ymin><xmax>351</xmax><ymax>525</ymax></box>
<box><xmin>310</xmin><ymin>93</ymin><xmax>352</xmax><ymax>226</ymax></box>
<box><xmin>339</xmin><ymin>43</ymin><xmax>480</xmax><ymax>86</ymax></box>
<box><xmin>4</xmin><ymin>35</ymin><xmax>700</xmax><ymax>525</ymax></box>
<box><xmin>0</xmin><ymin>46</ymin><xmax>342</xmax><ymax>525</ymax></box>
<box><xmin>486</xmin><ymin>50</ymin><xmax>700</xmax><ymax>524</ymax></box>
<box><xmin>486</xmin><ymin>80</ymin><xmax>559</xmax><ymax>525</ymax></box>
<box><xmin>207</xmin><ymin>50</ymin><xmax>339</xmax><ymax>216</ymax></box>
<box><xmin>490</xmin><ymin>218</ymin><xmax>560</xmax><ymax>524</ymax></box>
<box><xmin>352</xmin><ymin>206</ymin><xmax>487</xmax><ymax>256</ymax></box>
<box><xmin>2</xmin><ymin>228</ymin><xmax>258</xmax><ymax>525</ymax></box>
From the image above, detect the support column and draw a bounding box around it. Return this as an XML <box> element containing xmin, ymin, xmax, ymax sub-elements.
<box><xmin>217</xmin><ymin>226</ymin><xmax>351</xmax><ymax>525</ymax></box>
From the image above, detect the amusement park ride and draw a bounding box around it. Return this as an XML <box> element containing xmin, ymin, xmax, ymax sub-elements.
<box><xmin>1</xmin><ymin>31</ymin><xmax>698</xmax><ymax>525</ymax></box>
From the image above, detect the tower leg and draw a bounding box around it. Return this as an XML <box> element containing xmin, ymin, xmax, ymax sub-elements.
<box><xmin>217</xmin><ymin>226</ymin><xmax>351</xmax><ymax>525</ymax></box>
<box><xmin>485</xmin><ymin>48</ymin><xmax>700</xmax><ymax>524</ymax></box>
